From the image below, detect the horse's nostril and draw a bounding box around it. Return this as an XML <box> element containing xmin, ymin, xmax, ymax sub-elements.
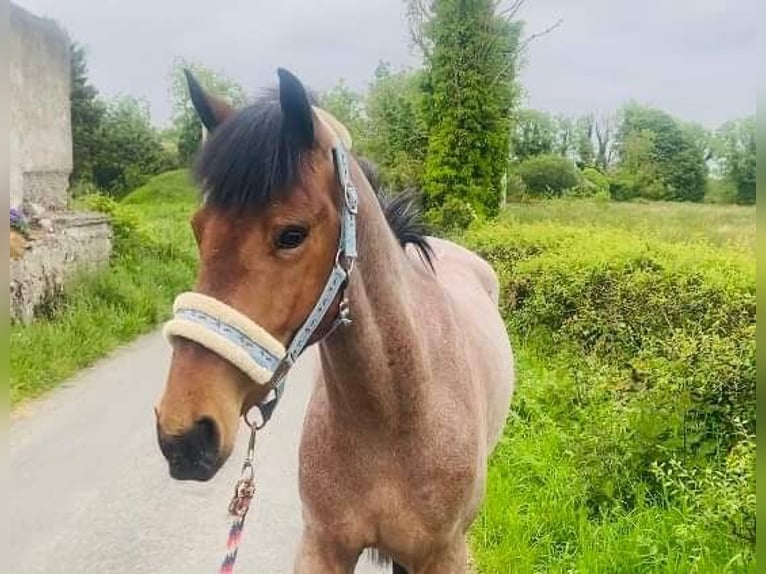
<box><xmin>157</xmin><ymin>417</ymin><xmax>222</xmax><ymax>481</ymax></box>
<box><xmin>193</xmin><ymin>416</ymin><xmax>219</xmax><ymax>453</ymax></box>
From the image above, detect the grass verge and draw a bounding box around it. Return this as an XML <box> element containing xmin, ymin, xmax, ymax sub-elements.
<box><xmin>10</xmin><ymin>170</ymin><xmax>198</xmax><ymax>405</ymax></box>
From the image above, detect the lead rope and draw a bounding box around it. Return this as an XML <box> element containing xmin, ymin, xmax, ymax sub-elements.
<box><xmin>218</xmin><ymin>421</ymin><xmax>259</xmax><ymax>574</ymax></box>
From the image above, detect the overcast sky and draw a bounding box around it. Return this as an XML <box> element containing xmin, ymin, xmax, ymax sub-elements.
<box><xmin>17</xmin><ymin>0</ymin><xmax>757</xmax><ymax>128</ymax></box>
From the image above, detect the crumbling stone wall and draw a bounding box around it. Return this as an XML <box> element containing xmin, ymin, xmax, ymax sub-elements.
<box><xmin>10</xmin><ymin>213</ymin><xmax>112</xmax><ymax>324</ymax></box>
<box><xmin>10</xmin><ymin>3</ymin><xmax>73</xmax><ymax>211</ymax></box>
<box><xmin>9</xmin><ymin>3</ymin><xmax>113</xmax><ymax>324</ymax></box>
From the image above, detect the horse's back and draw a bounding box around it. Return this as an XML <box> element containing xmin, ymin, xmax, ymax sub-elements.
<box><xmin>428</xmin><ymin>237</ymin><xmax>500</xmax><ymax>302</ymax></box>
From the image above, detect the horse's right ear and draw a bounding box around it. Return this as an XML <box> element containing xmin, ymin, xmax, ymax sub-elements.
<box><xmin>277</xmin><ymin>67</ymin><xmax>314</xmax><ymax>148</ymax></box>
<box><xmin>184</xmin><ymin>69</ymin><xmax>235</xmax><ymax>132</ymax></box>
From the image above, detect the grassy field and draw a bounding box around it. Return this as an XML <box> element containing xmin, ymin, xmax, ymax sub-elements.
<box><xmin>9</xmin><ymin>172</ymin><xmax>755</xmax><ymax>571</ymax></box>
<box><xmin>501</xmin><ymin>198</ymin><xmax>756</xmax><ymax>254</ymax></box>
<box><xmin>9</xmin><ymin>170</ymin><xmax>198</xmax><ymax>405</ymax></box>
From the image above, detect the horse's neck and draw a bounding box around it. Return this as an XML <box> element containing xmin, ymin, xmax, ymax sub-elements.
<box><xmin>318</xmin><ymin>168</ymin><xmax>426</xmax><ymax>427</ymax></box>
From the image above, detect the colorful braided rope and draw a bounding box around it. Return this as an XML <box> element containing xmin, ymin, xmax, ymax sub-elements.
<box><xmin>219</xmin><ymin>514</ymin><xmax>247</xmax><ymax>574</ymax></box>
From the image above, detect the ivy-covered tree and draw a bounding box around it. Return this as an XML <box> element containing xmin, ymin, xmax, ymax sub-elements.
<box><xmin>418</xmin><ymin>0</ymin><xmax>523</xmax><ymax>220</ymax></box>
<box><xmin>70</xmin><ymin>42</ymin><xmax>106</xmax><ymax>185</ymax></box>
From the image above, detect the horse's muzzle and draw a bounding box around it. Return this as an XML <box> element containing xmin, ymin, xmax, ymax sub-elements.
<box><xmin>156</xmin><ymin>417</ymin><xmax>223</xmax><ymax>481</ymax></box>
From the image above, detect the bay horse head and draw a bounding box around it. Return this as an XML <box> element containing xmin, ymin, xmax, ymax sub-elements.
<box><xmin>155</xmin><ymin>68</ymin><xmax>358</xmax><ymax>481</ymax></box>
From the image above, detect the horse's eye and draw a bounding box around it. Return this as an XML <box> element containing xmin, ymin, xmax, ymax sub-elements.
<box><xmin>276</xmin><ymin>226</ymin><xmax>308</xmax><ymax>250</ymax></box>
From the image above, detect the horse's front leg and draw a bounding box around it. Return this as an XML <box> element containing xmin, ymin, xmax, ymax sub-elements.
<box><xmin>294</xmin><ymin>527</ymin><xmax>360</xmax><ymax>574</ymax></box>
<box><xmin>414</xmin><ymin>537</ymin><xmax>471</xmax><ymax>574</ymax></box>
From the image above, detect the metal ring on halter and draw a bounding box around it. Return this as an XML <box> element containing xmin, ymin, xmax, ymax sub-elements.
<box><xmin>244</xmin><ymin>405</ymin><xmax>267</xmax><ymax>431</ymax></box>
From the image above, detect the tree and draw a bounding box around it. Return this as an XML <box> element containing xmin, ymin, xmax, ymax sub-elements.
<box><xmin>364</xmin><ymin>63</ymin><xmax>430</xmax><ymax>190</ymax></box>
<box><xmin>574</xmin><ymin>114</ymin><xmax>595</xmax><ymax>167</ymax></box>
<box><xmin>319</xmin><ymin>79</ymin><xmax>369</xmax><ymax>153</ymax></box>
<box><xmin>554</xmin><ymin>114</ymin><xmax>575</xmax><ymax>159</ymax></box>
<box><xmin>594</xmin><ymin>113</ymin><xmax>614</xmax><ymax>171</ymax></box>
<box><xmin>614</xmin><ymin>103</ymin><xmax>707</xmax><ymax>202</ymax></box>
<box><xmin>70</xmin><ymin>42</ymin><xmax>106</xmax><ymax>185</ymax></box>
<box><xmin>716</xmin><ymin>116</ymin><xmax>756</xmax><ymax>205</ymax></box>
<box><xmin>511</xmin><ymin>109</ymin><xmax>556</xmax><ymax>161</ymax></box>
<box><xmin>168</xmin><ymin>59</ymin><xmax>248</xmax><ymax>165</ymax></box>
<box><xmin>418</xmin><ymin>0</ymin><xmax>523</xmax><ymax>219</ymax></box>
<box><xmin>91</xmin><ymin>96</ymin><xmax>173</xmax><ymax>195</ymax></box>
<box><xmin>515</xmin><ymin>153</ymin><xmax>583</xmax><ymax>197</ymax></box>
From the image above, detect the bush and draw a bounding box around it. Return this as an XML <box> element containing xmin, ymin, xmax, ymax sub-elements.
<box><xmin>608</xmin><ymin>168</ymin><xmax>668</xmax><ymax>202</ymax></box>
<box><xmin>705</xmin><ymin>178</ymin><xmax>737</xmax><ymax>204</ymax></box>
<box><xmin>78</xmin><ymin>193</ymin><xmax>158</xmax><ymax>250</ymax></box>
<box><xmin>463</xmin><ymin>221</ymin><xmax>755</xmax><ymax>566</ymax></box>
<box><xmin>504</xmin><ymin>171</ymin><xmax>527</xmax><ymax>202</ymax></box>
<box><xmin>514</xmin><ymin>154</ymin><xmax>583</xmax><ymax>197</ymax></box>
<box><xmin>89</xmin><ymin>96</ymin><xmax>177</xmax><ymax>197</ymax></box>
<box><xmin>469</xmin><ymin>225</ymin><xmax>755</xmax><ymax>450</ymax></box>
<box><xmin>579</xmin><ymin>166</ymin><xmax>610</xmax><ymax>198</ymax></box>
<box><xmin>427</xmin><ymin>196</ymin><xmax>478</xmax><ymax>232</ymax></box>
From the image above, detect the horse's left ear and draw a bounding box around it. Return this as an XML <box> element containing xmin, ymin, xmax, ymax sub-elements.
<box><xmin>277</xmin><ymin>67</ymin><xmax>314</xmax><ymax>148</ymax></box>
<box><xmin>184</xmin><ymin>69</ymin><xmax>236</xmax><ymax>132</ymax></box>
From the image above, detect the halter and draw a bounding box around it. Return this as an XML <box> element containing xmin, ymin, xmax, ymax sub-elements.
<box><xmin>163</xmin><ymin>142</ymin><xmax>358</xmax><ymax>427</ymax></box>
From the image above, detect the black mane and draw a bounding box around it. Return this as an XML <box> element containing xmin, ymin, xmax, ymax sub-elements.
<box><xmin>356</xmin><ymin>158</ymin><xmax>435</xmax><ymax>272</ymax></box>
<box><xmin>194</xmin><ymin>91</ymin><xmax>434</xmax><ymax>271</ymax></box>
<box><xmin>194</xmin><ymin>88</ymin><xmax>307</xmax><ymax>210</ymax></box>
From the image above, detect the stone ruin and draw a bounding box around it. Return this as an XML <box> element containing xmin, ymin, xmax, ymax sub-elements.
<box><xmin>9</xmin><ymin>3</ymin><xmax>112</xmax><ymax>324</ymax></box>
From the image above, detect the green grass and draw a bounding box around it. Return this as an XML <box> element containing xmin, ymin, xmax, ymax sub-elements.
<box><xmin>10</xmin><ymin>170</ymin><xmax>199</xmax><ymax>405</ymax></box>
<box><xmin>469</xmin><ymin>345</ymin><xmax>755</xmax><ymax>573</ymax></box>
<box><xmin>501</xmin><ymin>198</ymin><xmax>755</xmax><ymax>254</ymax></box>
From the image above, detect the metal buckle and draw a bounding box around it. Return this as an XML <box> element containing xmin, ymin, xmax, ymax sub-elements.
<box><xmin>228</xmin><ymin>425</ymin><xmax>257</xmax><ymax>517</ymax></box>
<box><xmin>345</xmin><ymin>184</ymin><xmax>358</xmax><ymax>214</ymax></box>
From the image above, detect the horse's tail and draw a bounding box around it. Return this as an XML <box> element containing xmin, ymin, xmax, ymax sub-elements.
<box><xmin>364</xmin><ymin>548</ymin><xmax>408</xmax><ymax>573</ymax></box>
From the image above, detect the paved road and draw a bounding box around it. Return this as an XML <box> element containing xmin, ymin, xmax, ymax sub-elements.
<box><xmin>10</xmin><ymin>331</ymin><xmax>386</xmax><ymax>574</ymax></box>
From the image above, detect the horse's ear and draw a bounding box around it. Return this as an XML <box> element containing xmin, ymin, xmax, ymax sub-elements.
<box><xmin>277</xmin><ymin>67</ymin><xmax>314</xmax><ymax>147</ymax></box>
<box><xmin>184</xmin><ymin>69</ymin><xmax>235</xmax><ymax>132</ymax></box>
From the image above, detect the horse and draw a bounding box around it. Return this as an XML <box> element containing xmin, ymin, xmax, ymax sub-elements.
<box><xmin>155</xmin><ymin>67</ymin><xmax>515</xmax><ymax>573</ymax></box>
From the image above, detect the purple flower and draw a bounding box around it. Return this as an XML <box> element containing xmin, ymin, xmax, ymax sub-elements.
<box><xmin>10</xmin><ymin>208</ymin><xmax>29</xmax><ymax>235</ymax></box>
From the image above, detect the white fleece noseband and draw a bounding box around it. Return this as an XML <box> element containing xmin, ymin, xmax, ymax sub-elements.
<box><xmin>164</xmin><ymin>109</ymin><xmax>357</xmax><ymax>425</ymax></box>
<box><xmin>163</xmin><ymin>293</ymin><xmax>286</xmax><ymax>385</ymax></box>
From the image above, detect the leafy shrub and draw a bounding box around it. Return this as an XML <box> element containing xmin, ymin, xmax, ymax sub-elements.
<box><xmin>704</xmin><ymin>178</ymin><xmax>737</xmax><ymax>204</ymax></box>
<box><xmin>579</xmin><ymin>166</ymin><xmax>610</xmax><ymax>198</ymax></box>
<box><xmin>499</xmin><ymin>227</ymin><xmax>754</xmax><ymax>448</ymax></box>
<box><xmin>462</xmin><ymin>221</ymin><xmax>755</xmax><ymax>563</ymax></box>
<box><xmin>514</xmin><ymin>154</ymin><xmax>583</xmax><ymax>197</ymax></box>
<box><xmin>504</xmin><ymin>171</ymin><xmax>527</xmax><ymax>202</ymax></box>
<box><xmin>608</xmin><ymin>168</ymin><xmax>668</xmax><ymax>202</ymax></box>
<box><xmin>79</xmin><ymin>192</ymin><xmax>158</xmax><ymax>250</ymax></box>
<box><xmin>427</xmin><ymin>196</ymin><xmax>479</xmax><ymax>232</ymax></box>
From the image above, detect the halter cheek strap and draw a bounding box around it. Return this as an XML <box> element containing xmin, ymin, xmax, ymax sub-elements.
<box><xmin>163</xmin><ymin>143</ymin><xmax>358</xmax><ymax>426</ymax></box>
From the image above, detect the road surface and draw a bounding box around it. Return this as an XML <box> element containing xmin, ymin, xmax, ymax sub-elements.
<box><xmin>10</xmin><ymin>331</ymin><xmax>386</xmax><ymax>573</ymax></box>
